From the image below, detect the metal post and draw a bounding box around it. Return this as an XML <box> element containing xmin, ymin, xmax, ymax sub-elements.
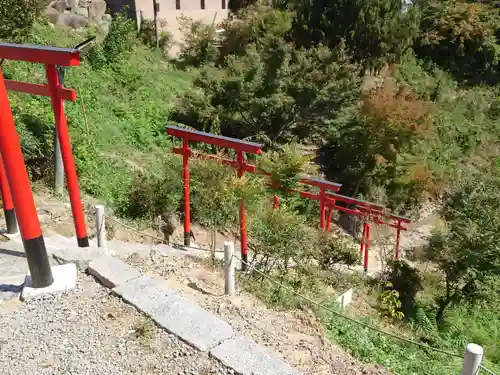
<box><xmin>45</xmin><ymin>64</ymin><xmax>89</xmax><ymax>247</ymax></box>
<box><xmin>364</xmin><ymin>223</ymin><xmax>370</xmax><ymax>273</ymax></box>
<box><xmin>224</xmin><ymin>241</ymin><xmax>235</xmax><ymax>296</ymax></box>
<box><xmin>0</xmin><ymin>155</ymin><xmax>17</xmax><ymax>234</ymax></box>
<box><xmin>182</xmin><ymin>138</ymin><xmax>191</xmax><ymax>247</ymax></box>
<box><xmin>273</xmin><ymin>195</ymin><xmax>279</xmax><ymax>209</ymax></box>
<box><xmin>319</xmin><ymin>187</ymin><xmax>326</xmax><ymax>230</ymax></box>
<box><xmin>237</xmin><ymin>151</ymin><xmax>248</xmax><ymax>270</ymax></box>
<box><xmin>0</xmin><ymin>66</ymin><xmax>53</xmax><ymax>287</ymax></box>
<box><xmin>95</xmin><ymin>205</ymin><xmax>106</xmax><ymax>248</ymax></box>
<box><xmin>54</xmin><ymin>67</ymin><xmax>65</xmax><ymax>195</ymax></box>
<box><xmin>461</xmin><ymin>343</ymin><xmax>483</xmax><ymax>375</ymax></box>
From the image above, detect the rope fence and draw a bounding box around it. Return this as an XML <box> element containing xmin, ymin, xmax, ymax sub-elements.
<box><xmin>88</xmin><ymin>205</ymin><xmax>497</xmax><ymax>375</ymax></box>
<box><xmin>88</xmin><ymin>205</ymin><xmax>223</xmax><ymax>253</ymax></box>
<box><xmin>229</xmin><ymin>252</ymin><xmax>498</xmax><ymax>375</ymax></box>
<box><xmin>481</xmin><ymin>365</ymin><xmax>498</xmax><ymax>375</ymax></box>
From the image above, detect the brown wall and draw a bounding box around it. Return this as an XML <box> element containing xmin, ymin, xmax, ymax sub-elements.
<box><xmin>133</xmin><ymin>0</ymin><xmax>228</xmax><ymax>56</ymax></box>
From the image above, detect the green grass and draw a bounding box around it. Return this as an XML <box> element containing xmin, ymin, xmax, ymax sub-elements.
<box><xmin>5</xmin><ymin>23</ymin><xmax>192</xmax><ymax>208</ymax></box>
<box><xmin>244</xmin><ymin>272</ymin><xmax>500</xmax><ymax>375</ymax></box>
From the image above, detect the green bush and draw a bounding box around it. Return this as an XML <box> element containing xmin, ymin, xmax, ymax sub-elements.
<box><xmin>139</xmin><ymin>19</ymin><xmax>172</xmax><ymax>53</ymax></box>
<box><xmin>385</xmin><ymin>260</ymin><xmax>423</xmax><ymax>318</ymax></box>
<box><xmin>316</xmin><ymin>232</ymin><xmax>360</xmax><ymax>269</ymax></box>
<box><xmin>88</xmin><ymin>10</ymin><xmax>137</xmax><ymax>70</ymax></box>
<box><xmin>178</xmin><ymin>16</ymin><xmax>219</xmax><ymax>67</ymax></box>
<box><xmin>0</xmin><ymin>0</ymin><xmax>47</xmax><ymax>42</ymax></box>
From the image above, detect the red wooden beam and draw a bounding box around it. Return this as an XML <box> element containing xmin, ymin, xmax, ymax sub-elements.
<box><xmin>5</xmin><ymin>80</ymin><xmax>76</xmax><ymax>101</ymax></box>
<box><xmin>301</xmin><ymin>177</ymin><xmax>342</xmax><ymax>191</ymax></box>
<box><xmin>385</xmin><ymin>213</ymin><xmax>411</xmax><ymax>223</ymax></box>
<box><xmin>167</xmin><ymin>125</ymin><xmax>263</xmax><ymax>154</ymax></box>
<box><xmin>0</xmin><ymin>43</ymin><xmax>81</xmax><ymax>66</ymax></box>
<box><xmin>172</xmin><ymin>147</ymin><xmax>257</xmax><ymax>173</ymax></box>
<box><xmin>327</xmin><ymin>192</ymin><xmax>385</xmax><ymax>210</ymax></box>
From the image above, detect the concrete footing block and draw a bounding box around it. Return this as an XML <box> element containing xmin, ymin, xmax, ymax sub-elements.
<box><xmin>21</xmin><ymin>263</ymin><xmax>77</xmax><ymax>300</ymax></box>
<box><xmin>113</xmin><ymin>276</ymin><xmax>234</xmax><ymax>351</ymax></box>
<box><xmin>210</xmin><ymin>336</ymin><xmax>303</xmax><ymax>375</ymax></box>
<box><xmin>89</xmin><ymin>255</ymin><xmax>141</xmax><ymax>288</ymax></box>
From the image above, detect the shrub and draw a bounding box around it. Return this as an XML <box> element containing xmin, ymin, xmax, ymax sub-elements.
<box><xmin>178</xmin><ymin>16</ymin><xmax>219</xmax><ymax>67</ymax></box>
<box><xmin>139</xmin><ymin>19</ymin><xmax>172</xmax><ymax>53</ymax></box>
<box><xmin>88</xmin><ymin>10</ymin><xmax>137</xmax><ymax>69</ymax></box>
<box><xmin>316</xmin><ymin>232</ymin><xmax>360</xmax><ymax>269</ymax></box>
<box><xmin>247</xmin><ymin>203</ymin><xmax>316</xmax><ymax>273</ymax></box>
<box><xmin>259</xmin><ymin>143</ymin><xmax>317</xmax><ymax>191</ymax></box>
<box><xmin>119</xmin><ymin>157</ymin><xmax>182</xmax><ymax>219</ymax></box>
<box><xmin>385</xmin><ymin>259</ymin><xmax>423</xmax><ymax>317</ymax></box>
<box><xmin>0</xmin><ymin>0</ymin><xmax>47</xmax><ymax>42</ymax></box>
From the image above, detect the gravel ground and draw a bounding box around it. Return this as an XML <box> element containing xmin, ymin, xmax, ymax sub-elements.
<box><xmin>129</xmin><ymin>254</ymin><xmax>391</xmax><ymax>375</ymax></box>
<box><xmin>0</xmin><ymin>273</ymin><xmax>233</xmax><ymax>375</ymax></box>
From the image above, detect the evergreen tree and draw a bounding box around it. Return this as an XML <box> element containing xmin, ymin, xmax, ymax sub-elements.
<box><xmin>289</xmin><ymin>0</ymin><xmax>420</xmax><ymax>70</ymax></box>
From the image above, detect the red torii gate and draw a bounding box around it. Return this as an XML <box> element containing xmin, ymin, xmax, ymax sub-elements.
<box><xmin>324</xmin><ymin>193</ymin><xmax>411</xmax><ymax>271</ymax></box>
<box><xmin>0</xmin><ymin>41</ymin><xmax>92</xmax><ymax>287</ymax></box>
<box><xmin>167</xmin><ymin>125</ymin><xmax>263</xmax><ymax>270</ymax></box>
<box><xmin>167</xmin><ymin>126</ymin><xmax>412</xmax><ymax>272</ymax></box>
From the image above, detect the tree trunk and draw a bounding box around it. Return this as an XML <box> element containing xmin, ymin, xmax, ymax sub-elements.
<box><xmin>435</xmin><ymin>298</ymin><xmax>451</xmax><ymax>326</ymax></box>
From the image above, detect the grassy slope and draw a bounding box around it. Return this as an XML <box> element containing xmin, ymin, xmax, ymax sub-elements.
<box><xmin>6</xmin><ymin>23</ymin><xmax>190</xmax><ymax>209</ymax></box>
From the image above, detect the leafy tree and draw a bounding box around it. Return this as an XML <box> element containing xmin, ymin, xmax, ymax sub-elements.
<box><xmin>416</xmin><ymin>0</ymin><xmax>500</xmax><ymax>84</ymax></box>
<box><xmin>173</xmin><ymin>37</ymin><xmax>360</xmax><ymax>146</ymax></box>
<box><xmin>0</xmin><ymin>0</ymin><xmax>47</xmax><ymax>42</ymax></box>
<box><xmin>289</xmin><ymin>0</ymin><xmax>420</xmax><ymax>70</ymax></box>
<box><xmin>425</xmin><ymin>165</ymin><xmax>500</xmax><ymax>324</ymax></box>
<box><xmin>322</xmin><ymin>81</ymin><xmax>437</xmax><ymax>209</ymax></box>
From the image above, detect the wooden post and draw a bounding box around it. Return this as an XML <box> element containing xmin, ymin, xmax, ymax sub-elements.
<box><xmin>95</xmin><ymin>204</ymin><xmax>106</xmax><ymax>249</ymax></box>
<box><xmin>364</xmin><ymin>223</ymin><xmax>370</xmax><ymax>273</ymax></box>
<box><xmin>461</xmin><ymin>344</ymin><xmax>483</xmax><ymax>375</ymax></box>
<box><xmin>224</xmin><ymin>241</ymin><xmax>235</xmax><ymax>296</ymax></box>
<box><xmin>54</xmin><ymin>67</ymin><xmax>65</xmax><ymax>194</ymax></box>
<box><xmin>319</xmin><ymin>187</ymin><xmax>326</xmax><ymax>230</ymax></box>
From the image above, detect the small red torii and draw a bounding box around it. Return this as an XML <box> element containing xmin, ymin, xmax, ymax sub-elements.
<box><xmin>167</xmin><ymin>125</ymin><xmax>263</xmax><ymax>270</ymax></box>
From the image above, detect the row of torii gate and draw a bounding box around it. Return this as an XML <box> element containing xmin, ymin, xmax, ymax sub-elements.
<box><xmin>0</xmin><ymin>40</ymin><xmax>410</xmax><ymax>290</ymax></box>
<box><xmin>166</xmin><ymin>126</ymin><xmax>411</xmax><ymax>271</ymax></box>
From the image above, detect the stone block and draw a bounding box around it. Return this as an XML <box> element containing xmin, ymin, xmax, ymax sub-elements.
<box><xmin>21</xmin><ymin>263</ymin><xmax>77</xmax><ymax>300</ymax></box>
<box><xmin>89</xmin><ymin>255</ymin><xmax>141</xmax><ymax>288</ymax></box>
<box><xmin>114</xmin><ymin>276</ymin><xmax>234</xmax><ymax>351</ymax></box>
<box><xmin>210</xmin><ymin>336</ymin><xmax>303</xmax><ymax>375</ymax></box>
<box><xmin>52</xmin><ymin>246</ymin><xmax>104</xmax><ymax>270</ymax></box>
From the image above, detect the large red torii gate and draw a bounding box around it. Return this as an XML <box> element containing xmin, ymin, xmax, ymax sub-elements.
<box><xmin>0</xmin><ymin>41</ymin><xmax>93</xmax><ymax>287</ymax></box>
<box><xmin>167</xmin><ymin>126</ymin><xmax>412</xmax><ymax>272</ymax></box>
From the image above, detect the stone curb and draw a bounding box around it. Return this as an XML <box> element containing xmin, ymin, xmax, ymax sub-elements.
<box><xmin>88</xmin><ymin>255</ymin><xmax>141</xmax><ymax>288</ymax></box>
<box><xmin>89</xmin><ymin>255</ymin><xmax>303</xmax><ymax>375</ymax></box>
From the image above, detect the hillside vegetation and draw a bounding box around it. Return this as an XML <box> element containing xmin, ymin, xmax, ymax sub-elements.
<box><xmin>1</xmin><ymin>1</ymin><xmax>500</xmax><ymax>374</ymax></box>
